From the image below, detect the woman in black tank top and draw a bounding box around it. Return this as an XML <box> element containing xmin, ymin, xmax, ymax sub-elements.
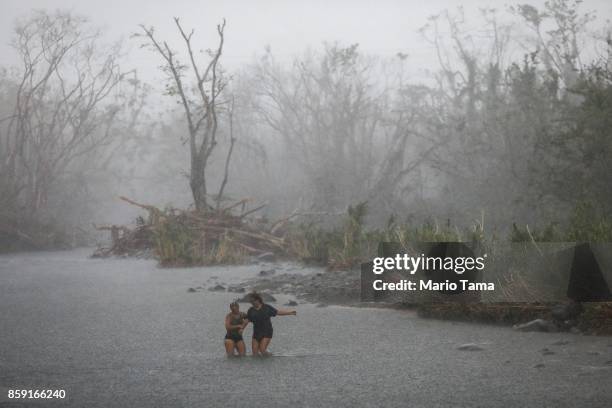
<box><xmin>242</xmin><ymin>293</ymin><xmax>296</xmax><ymax>357</ymax></box>
<box><xmin>224</xmin><ymin>302</ymin><xmax>247</xmax><ymax>357</ymax></box>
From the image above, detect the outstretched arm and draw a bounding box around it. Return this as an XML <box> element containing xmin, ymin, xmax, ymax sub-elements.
<box><xmin>276</xmin><ymin>309</ymin><xmax>297</xmax><ymax>316</ymax></box>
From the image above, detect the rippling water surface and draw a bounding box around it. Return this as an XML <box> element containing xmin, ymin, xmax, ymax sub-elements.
<box><xmin>1</xmin><ymin>250</ymin><xmax>611</xmax><ymax>407</ymax></box>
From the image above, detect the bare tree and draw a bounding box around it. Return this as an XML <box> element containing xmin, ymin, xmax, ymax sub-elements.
<box><xmin>215</xmin><ymin>95</ymin><xmax>236</xmax><ymax>210</ymax></box>
<box><xmin>511</xmin><ymin>0</ymin><xmax>595</xmax><ymax>88</ymax></box>
<box><xmin>250</xmin><ymin>44</ymin><xmax>435</xmax><ymax>213</ymax></box>
<box><xmin>0</xmin><ymin>10</ymin><xmax>128</xmax><ymax>226</ymax></box>
<box><xmin>137</xmin><ymin>18</ymin><xmax>228</xmax><ymax>212</ymax></box>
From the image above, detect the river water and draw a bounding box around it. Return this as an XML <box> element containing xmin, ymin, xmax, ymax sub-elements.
<box><xmin>1</xmin><ymin>249</ymin><xmax>611</xmax><ymax>407</ymax></box>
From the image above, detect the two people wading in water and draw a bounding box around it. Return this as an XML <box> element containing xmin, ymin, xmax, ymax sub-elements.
<box><xmin>224</xmin><ymin>293</ymin><xmax>296</xmax><ymax>357</ymax></box>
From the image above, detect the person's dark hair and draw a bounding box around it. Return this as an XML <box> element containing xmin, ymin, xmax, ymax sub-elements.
<box><xmin>249</xmin><ymin>293</ymin><xmax>263</xmax><ymax>304</ymax></box>
<box><xmin>229</xmin><ymin>301</ymin><xmax>239</xmax><ymax>309</ymax></box>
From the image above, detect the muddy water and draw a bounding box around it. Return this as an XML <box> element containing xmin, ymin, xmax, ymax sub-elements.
<box><xmin>1</xmin><ymin>249</ymin><xmax>611</xmax><ymax>407</ymax></box>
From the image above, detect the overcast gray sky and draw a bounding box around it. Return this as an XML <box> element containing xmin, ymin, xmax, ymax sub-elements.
<box><xmin>1</xmin><ymin>0</ymin><xmax>611</xmax><ymax>85</ymax></box>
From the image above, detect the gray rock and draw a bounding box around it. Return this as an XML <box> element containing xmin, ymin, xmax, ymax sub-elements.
<box><xmin>552</xmin><ymin>302</ymin><xmax>583</xmax><ymax>321</ymax></box>
<box><xmin>285</xmin><ymin>300</ymin><xmax>298</xmax><ymax>306</ymax></box>
<box><xmin>457</xmin><ymin>343</ymin><xmax>484</xmax><ymax>351</ymax></box>
<box><xmin>259</xmin><ymin>269</ymin><xmax>276</xmax><ymax>276</ymax></box>
<box><xmin>187</xmin><ymin>287</ymin><xmax>197</xmax><ymax>293</ymax></box>
<box><xmin>261</xmin><ymin>292</ymin><xmax>277</xmax><ymax>302</ymax></box>
<box><xmin>513</xmin><ymin>319</ymin><xmax>558</xmax><ymax>333</ymax></box>
<box><xmin>208</xmin><ymin>284</ymin><xmax>226</xmax><ymax>292</ymax></box>
<box><xmin>228</xmin><ymin>286</ymin><xmax>246</xmax><ymax>293</ymax></box>
<box><xmin>532</xmin><ymin>363</ymin><xmax>546</xmax><ymax>369</ymax></box>
<box><xmin>552</xmin><ymin>340</ymin><xmax>570</xmax><ymax>346</ymax></box>
<box><xmin>237</xmin><ymin>292</ymin><xmax>277</xmax><ymax>303</ymax></box>
<box><xmin>236</xmin><ymin>295</ymin><xmax>250</xmax><ymax>303</ymax></box>
<box><xmin>561</xmin><ymin>319</ymin><xmax>578</xmax><ymax>330</ymax></box>
<box><xmin>540</xmin><ymin>348</ymin><xmax>555</xmax><ymax>355</ymax></box>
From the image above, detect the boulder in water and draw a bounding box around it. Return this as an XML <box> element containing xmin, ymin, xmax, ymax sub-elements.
<box><xmin>208</xmin><ymin>284</ymin><xmax>226</xmax><ymax>292</ymax></box>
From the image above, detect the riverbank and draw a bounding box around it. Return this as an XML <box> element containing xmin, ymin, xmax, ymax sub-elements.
<box><xmin>193</xmin><ymin>261</ymin><xmax>612</xmax><ymax>336</ymax></box>
<box><xmin>2</xmin><ymin>249</ymin><xmax>612</xmax><ymax>407</ymax></box>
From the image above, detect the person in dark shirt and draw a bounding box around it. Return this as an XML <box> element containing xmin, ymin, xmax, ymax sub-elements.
<box><xmin>241</xmin><ymin>293</ymin><xmax>296</xmax><ymax>356</ymax></box>
<box><xmin>224</xmin><ymin>302</ymin><xmax>247</xmax><ymax>357</ymax></box>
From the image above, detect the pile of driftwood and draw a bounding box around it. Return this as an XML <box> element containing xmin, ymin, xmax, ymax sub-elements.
<box><xmin>93</xmin><ymin>197</ymin><xmax>295</xmax><ymax>266</ymax></box>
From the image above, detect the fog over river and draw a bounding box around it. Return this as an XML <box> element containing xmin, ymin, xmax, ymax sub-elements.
<box><xmin>1</xmin><ymin>250</ymin><xmax>611</xmax><ymax>407</ymax></box>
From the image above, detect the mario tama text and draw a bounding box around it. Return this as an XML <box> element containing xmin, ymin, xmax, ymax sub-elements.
<box><xmin>373</xmin><ymin>278</ymin><xmax>494</xmax><ymax>292</ymax></box>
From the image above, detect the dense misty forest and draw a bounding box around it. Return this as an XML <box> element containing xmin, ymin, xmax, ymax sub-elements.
<box><xmin>1</xmin><ymin>0</ymin><xmax>611</xmax><ymax>251</ymax></box>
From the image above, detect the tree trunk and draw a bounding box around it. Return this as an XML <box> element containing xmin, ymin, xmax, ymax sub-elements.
<box><xmin>190</xmin><ymin>159</ymin><xmax>207</xmax><ymax>212</ymax></box>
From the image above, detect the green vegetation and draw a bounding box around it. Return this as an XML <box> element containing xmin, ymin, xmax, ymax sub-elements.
<box><xmin>510</xmin><ymin>201</ymin><xmax>612</xmax><ymax>243</ymax></box>
<box><xmin>286</xmin><ymin>205</ymin><xmax>484</xmax><ymax>269</ymax></box>
<box><xmin>285</xmin><ymin>199</ymin><xmax>611</xmax><ymax>270</ymax></box>
<box><xmin>97</xmin><ymin>195</ymin><xmax>611</xmax><ymax>270</ymax></box>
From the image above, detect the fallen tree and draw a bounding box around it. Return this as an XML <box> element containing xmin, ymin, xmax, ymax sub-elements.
<box><xmin>93</xmin><ymin>197</ymin><xmax>288</xmax><ymax>266</ymax></box>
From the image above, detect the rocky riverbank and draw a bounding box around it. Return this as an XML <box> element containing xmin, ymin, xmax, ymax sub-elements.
<box><xmin>189</xmin><ymin>263</ymin><xmax>362</xmax><ymax>306</ymax></box>
<box><xmin>189</xmin><ymin>262</ymin><xmax>612</xmax><ymax>336</ymax></box>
